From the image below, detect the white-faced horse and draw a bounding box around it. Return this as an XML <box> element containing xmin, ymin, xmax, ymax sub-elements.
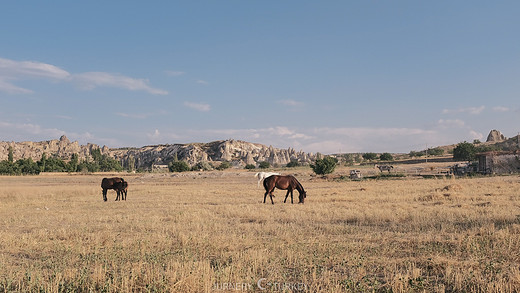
<box><xmin>254</xmin><ymin>172</ymin><xmax>281</xmax><ymax>188</ymax></box>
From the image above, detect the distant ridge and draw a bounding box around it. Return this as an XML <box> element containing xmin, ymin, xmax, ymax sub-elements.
<box><xmin>0</xmin><ymin>136</ymin><xmax>316</xmax><ymax>169</ymax></box>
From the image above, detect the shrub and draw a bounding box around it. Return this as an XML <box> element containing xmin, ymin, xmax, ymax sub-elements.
<box><xmin>362</xmin><ymin>152</ymin><xmax>378</xmax><ymax>161</ymax></box>
<box><xmin>286</xmin><ymin>160</ymin><xmax>300</xmax><ymax>168</ymax></box>
<box><xmin>244</xmin><ymin>164</ymin><xmax>256</xmax><ymax>170</ymax></box>
<box><xmin>192</xmin><ymin>161</ymin><xmax>213</xmax><ymax>171</ymax></box>
<box><xmin>409</xmin><ymin>150</ymin><xmax>424</xmax><ymax>158</ymax></box>
<box><xmin>379</xmin><ymin>153</ymin><xmax>393</xmax><ymax>161</ymax></box>
<box><xmin>169</xmin><ymin>161</ymin><xmax>190</xmax><ymax>172</ymax></box>
<box><xmin>310</xmin><ymin>156</ymin><xmax>338</xmax><ymax>175</ymax></box>
<box><xmin>258</xmin><ymin>161</ymin><xmax>270</xmax><ymax>169</ymax></box>
<box><xmin>427</xmin><ymin>147</ymin><xmax>445</xmax><ymax>156</ymax></box>
<box><xmin>216</xmin><ymin>161</ymin><xmax>231</xmax><ymax>171</ymax></box>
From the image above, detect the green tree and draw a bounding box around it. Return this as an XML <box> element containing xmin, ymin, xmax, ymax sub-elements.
<box><xmin>379</xmin><ymin>153</ymin><xmax>394</xmax><ymax>161</ymax></box>
<box><xmin>127</xmin><ymin>156</ymin><xmax>135</xmax><ymax>172</ymax></box>
<box><xmin>169</xmin><ymin>161</ymin><xmax>190</xmax><ymax>172</ymax></box>
<box><xmin>8</xmin><ymin>146</ymin><xmax>14</xmax><ymax>163</ymax></box>
<box><xmin>78</xmin><ymin>159</ymin><xmax>99</xmax><ymax>173</ymax></box>
<box><xmin>38</xmin><ymin>153</ymin><xmax>47</xmax><ymax>172</ymax></box>
<box><xmin>310</xmin><ymin>156</ymin><xmax>338</xmax><ymax>175</ymax></box>
<box><xmin>91</xmin><ymin>148</ymin><xmax>103</xmax><ymax>162</ymax></box>
<box><xmin>453</xmin><ymin>142</ymin><xmax>477</xmax><ymax>161</ymax></box>
<box><xmin>286</xmin><ymin>160</ymin><xmax>300</xmax><ymax>168</ymax></box>
<box><xmin>427</xmin><ymin>147</ymin><xmax>445</xmax><ymax>156</ymax></box>
<box><xmin>0</xmin><ymin>160</ymin><xmax>18</xmax><ymax>175</ymax></box>
<box><xmin>40</xmin><ymin>156</ymin><xmax>67</xmax><ymax>172</ymax></box>
<box><xmin>67</xmin><ymin>154</ymin><xmax>79</xmax><ymax>172</ymax></box>
<box><xmin>362</xmin><ymin>152</ymin><xmax>378</xmax><ymax>161</ymax></box>
<box><xmin>216</xmin><ymin>161</ymin><xmax>231</xmax><ymax>171</ymax></box>
<box><xmin>258</xmin><ymin>161</ymin><xmax>270</xmax><ymax>169</ymax></box>
<box><xmin>16</xmin><ymin>158</ymin><xmax>40</xmax><ymax>175</ymax></box>
<box><xmin>409</xmin><ymin>150</ymin><xmax>424</xmax><ymax>158</ymax></box>
<box><xmin>244</xmin><ymin>164</ymin><xmax>256</xmax><ymax>170</ymax></box>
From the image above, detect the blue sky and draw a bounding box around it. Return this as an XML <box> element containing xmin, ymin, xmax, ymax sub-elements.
<box><xmin>1</xmin><ymin>1</ymin><xmax>519</xmax><ymax>154</ymax></box>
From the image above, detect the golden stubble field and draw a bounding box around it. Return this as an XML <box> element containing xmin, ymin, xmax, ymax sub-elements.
<box><xmin>1</xmin><ymin>167</ymin><xmax>520</xmax><ymax>292</ymax></box>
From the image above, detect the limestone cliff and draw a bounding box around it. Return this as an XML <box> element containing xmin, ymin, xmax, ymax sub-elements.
<box><xmin>0</xmin><ymin>136</ymin><xmax>316</xmax><ymax>169</ymax></box>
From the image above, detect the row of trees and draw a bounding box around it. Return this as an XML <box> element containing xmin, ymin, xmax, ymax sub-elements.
<box><xmin>1</xmin><ymin>140</ymin><xmax>495</xmax><ymax>176</ymax></box>
<box><xmin>0</xmin><ymin>147</ymin><xmax>123</xmax><ymax>175</ymax></box>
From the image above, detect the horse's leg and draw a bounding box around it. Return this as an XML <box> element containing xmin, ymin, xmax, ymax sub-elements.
<box><xmin>123</xmin><ymin>190</ymin><xmax>127</xmax><ymax>200</ymax></box>
<box><xmin>269</xmin><ymin>187</ymin><xmax>275</xmax><ymax>205</ymax></box>
<box><xmin>103</xmin><ymin>189</ymin><xmax>107</xmax><ymax>202</ymax></box>
<box><xmin>115</xmin><ymin>190</ymin><xmax>120</xmax><ymax>201</ymax></box>
<box><xmin>284</xmin><ymin>190</ymin><xmax>290</xmax><ymax>203</ymax></box>
<box><xmin>291</xmin><ymin>190</ymin><xmax>294</xmax><ymax>204</ymax></box>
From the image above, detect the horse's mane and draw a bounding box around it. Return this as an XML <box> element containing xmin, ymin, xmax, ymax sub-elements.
<box><xmin>290</xmin><ymin>175</ymin><xmax>305</xmax><ymax>193</ymax></box>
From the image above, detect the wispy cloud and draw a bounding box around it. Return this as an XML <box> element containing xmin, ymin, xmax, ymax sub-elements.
<box><xmin>0</xmin><ymin>57</ymin><xmax>70</xmax><ymax>80</ymax></box>
<box><xmin>277</xmin><ymin>99</ymin><xmax>305</xmax><ymax>111</ymax></box>
<box><xmin>165</xmin><ymin>70</ymin><xmax>185</xmax><ymax>77</ymax></box>
<box><xmin>116</xmin><ymin>112</ymin><xmax>149</xmax><ymax>119</ymax></box>
<box><xmin>492</xmin><ymin>106</ymin><xmax>510</xmax><ymax>112</ymax></box>
<box><xmin>72</xmin><ymin>72</ymin><xmax>168</xmax><ymax>95</ymax></box>
<box><xmin>0</xmin><ymin>57</ymin><xmax>70</xmax><ymax>94</ymax></box>
<box><xmin>184</xmin><ymin>102</ymin><xmax>210</xmax><ymax>112</ymax></box>
<box><xmin>0</xmin><ymin>121</ymin><xmax>65</xmax><ymax>139</ymax></box>
<box><xmin>442</xmin><ymin>106</ymin><xmax>485</xmax><ymax>115</ymax></box>
<box><xmin>196</xmin><ymin>80</ymin><xmax>209</xmax><ymax>85</ymax></box>
<box><xmin>437</xmin><ymin>119</ymin><xmax>465</xmax><ymax>128</ymax></box>
<box><xmin>0</xmin><ymin>79</ymin><xmax>34</xmax><ymax>94</ymax></box>
<box><xmin>0</xmin><ymin>57</ymin><xmax>168</xmax><ymax>95</ymax></box>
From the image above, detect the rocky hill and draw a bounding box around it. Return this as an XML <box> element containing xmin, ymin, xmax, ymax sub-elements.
<box><xmin>0</xmin><ymin>136</ymin><xmax>316</xmax><ymax>169</ymax></box>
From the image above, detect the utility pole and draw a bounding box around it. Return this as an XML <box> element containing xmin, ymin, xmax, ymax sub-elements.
<box><xmin>425</xmin><ymin>143</ymin><xmax>428</xmax><ymax>163</ymax></box>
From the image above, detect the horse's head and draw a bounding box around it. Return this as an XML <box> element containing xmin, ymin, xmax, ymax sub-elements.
<box><xmin>298</xmin><ymin>191</ymin><xmax>306</xmax><ymax>204</ymax></box>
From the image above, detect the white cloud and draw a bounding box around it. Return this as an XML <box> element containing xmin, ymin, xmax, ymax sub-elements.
<box><xmin>442</xmin><ymin>106</ymin><xmax>485</xmax><ymax>115</ymax></box>
<box><xmin>265</xmin><ymin>126</ymin><xmax>313</xmax><ymax>139</ymax></box>
<box><xmin>492</xmin><ymin>106</ymin><xmax>510</xmax><ymax>112</ymax></box>
<box><xmin>0</xmin><ymin>57</ymin><xmax>168</xmax><ymax>95</ymax></box>
<box><xmin>0</xmin><ymin>57</ymin><xmax>70</xmax><ymax>80</ymax></box>
<box><xmin>0</xmin><ymin>121</ymin><xmax>65</xmax><ymax>139</ymax></box>
<box><xmin>116</xmin><ymin>112</ymin><xmax>149</xmax><ymax>119</ymax></box>
<box><xmin>165</xmin><ymin>70</ymin><xmax>185</xmax><ymax>77</ymax></box>
<box><xmin>0</xmin><ymin>78</ymin><xmax>33</xmax><ymax>94</ymax></box>
<box><xmin>437</xmin><ymin>119</ymin><xmax>465</xmax><ymax>128</ymax></box>
<box><xmin>184</xmin><ymin>102</ymin><xmax>210</xmax><ymax>112</ymax></box>
<box><xmin>469</xmin><ymin>130</ymin><xmax>484</xmax><ymax>141</ymax></box>
<box><xmin>149</xmin><ymin>129</ymin><xmax>161</xmax><ymax>139</ymax></box>
<box><xmin>196</xmin><ymin>80</ymin><xmax>209</xmax><ymax>85</ymax></box>
<box><xmin>276</xmin><ymin>99</ymin><xmax>305</xmax><ymax>111</ymax></box>
<box><xmin>0</xmin><ymin>57</ymin><xmax>71</xmax><ymax>94</ymax></box>
<box><xmin>277</xmin><ymin>99</ymin><xmax>304</xmax><ymax>107</ymax></box>
<box><xmin>72</xmin><ymin>72</ymin><xmax>168</xmax><ymax>95</ymax></box>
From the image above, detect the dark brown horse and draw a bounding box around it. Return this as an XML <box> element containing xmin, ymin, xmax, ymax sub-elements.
<box><xmin>263</xmin><ymin>175</ymin><xmax>306</xmax><ymax>204</ymax></box>
<box><xmin>101</xmin><ymin>177</ymin><xmax>128</xmax><ymax>201</ymax></box>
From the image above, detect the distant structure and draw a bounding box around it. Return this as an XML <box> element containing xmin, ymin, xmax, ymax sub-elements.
<box><xmin>477</xmin><ymin>151</ymin><xmax>520</xmax><ymax>174</ymax></box>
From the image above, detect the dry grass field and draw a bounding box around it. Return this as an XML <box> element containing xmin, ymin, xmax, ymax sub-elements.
<box><xmin>1</xmin><ymin>166</ymin><xmax>520</xmax><ymax>292</ymax></box>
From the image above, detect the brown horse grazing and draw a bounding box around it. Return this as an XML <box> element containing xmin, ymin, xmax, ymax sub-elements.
<box><xmin>101</xmin><ymin>177</ymin><xmax>128</xmax><ymax>201</ymax></box>
<box><xmin>263</xmin><ymin>175</ymin><xmax>306</xmax><ymax>204</ymax></box>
